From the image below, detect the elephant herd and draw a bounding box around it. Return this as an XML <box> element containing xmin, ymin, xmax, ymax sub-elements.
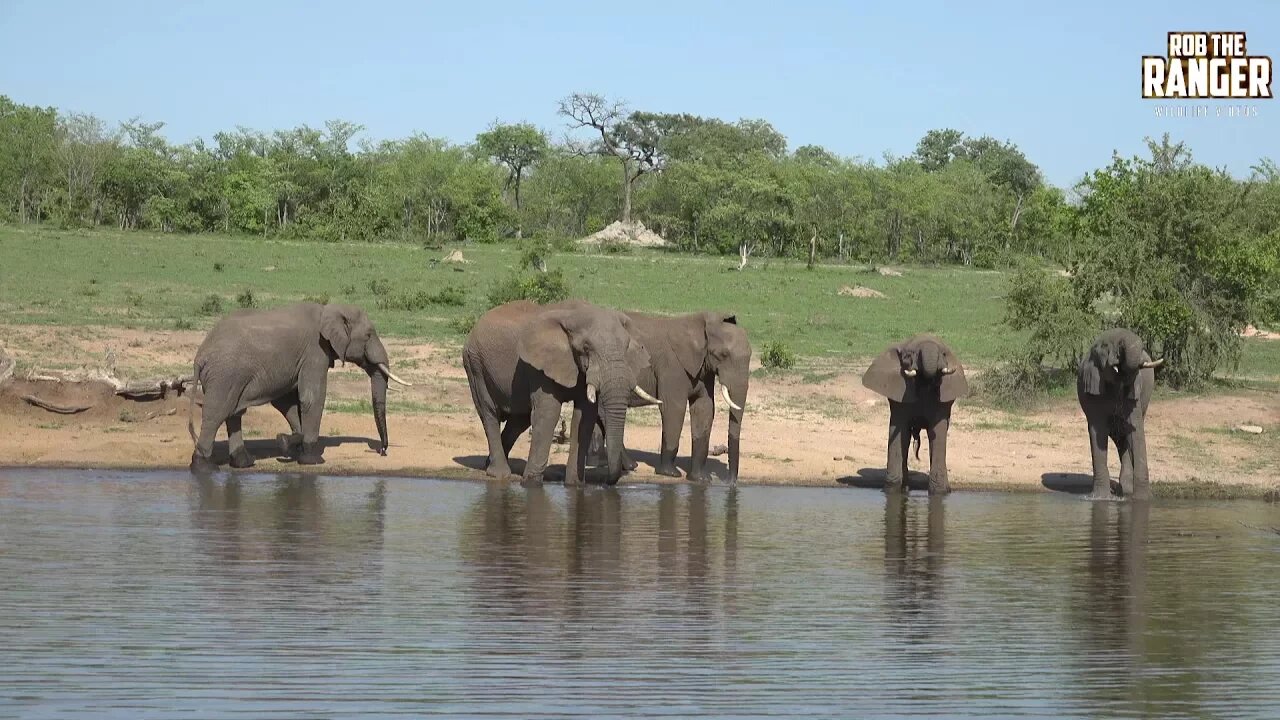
<box><xmin>186</xmin><ymin>300</ymin><xmax>1165</xmax><ymax>500</ymax></box>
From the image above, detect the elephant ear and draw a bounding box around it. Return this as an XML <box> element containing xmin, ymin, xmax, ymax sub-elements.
<box><xmin>1079</xmin><ymin>357</ymin><xmax>1102</xmax><ymax>395</ymax></box>
<box><xmin>668</xmin><ymin>313</ymin><xmax>711</xmax><ymax>379</ymax></box>
<box><xmin>319</xmin><ymin>304</ymin><xmax>354</xmax><ymax>359</ymax></box>
<box><xmin>863</xmin><ymin>347</ymin><xmax>910</xmax><ymax>402</ymax></box>
<box><xmin>938</xmin><ymin>344</ymin><xmax>969</xmax><ymax>403</ymax></box>
<box><xmin>618</xmin><ymin>313</ymin><xmax>653</xmax><ymax>375</ymax></box>
<box><xmin>517</xmin><ymin>311</ymin><xmax>579</xmax><ymax>389</ymax></box>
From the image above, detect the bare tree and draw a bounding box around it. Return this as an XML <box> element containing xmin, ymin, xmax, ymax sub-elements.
<box><xmin>557</xmin><ymin>93</ymin><xmax>665</xmax><ymax>225</ymax></box>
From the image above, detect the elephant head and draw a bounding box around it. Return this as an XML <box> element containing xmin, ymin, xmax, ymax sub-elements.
<box><xmin>319</xmin><ymin>303</ymin><xmax>411</xmax><ymax>454</ymax></box>
<box><xmin>1080</xmin><ymin>328</ymin><xmax>1164</xmax><ymax>400</ymax></box>
<box><xmin>517</xmin><ymin>303</ymin><xmax>653</xmax><ymax>483</ymax></box>
<box><xmin>672</xmin><ymin>312</ymin><xmax>752</xmax><ymax>479</ymax></box>
<box><xmin>863</xmin><ymin>334</ymin><xmax>968</xmax><ymax>404</ymax></box>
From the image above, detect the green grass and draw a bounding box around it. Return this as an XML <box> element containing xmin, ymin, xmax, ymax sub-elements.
<box><xmin>1</xmin><ymin>224</ymin><xmax>1278</xmax><ymax>378</ymax></box>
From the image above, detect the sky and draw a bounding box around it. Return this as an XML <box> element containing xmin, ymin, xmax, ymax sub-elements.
<box><xmin>0</xmin><ymin>0</ymin><xmax>1275</xmax><ymax>189</ymax></box>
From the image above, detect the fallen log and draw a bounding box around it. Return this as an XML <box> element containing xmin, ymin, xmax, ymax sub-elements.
<box><xmin>19</xmin><ymin>368</ymin><xmax>195</xmax><ymax>400</ymax></box>
<box><xmin>22</xmin><ymin>395</ymin><xmax>94</xmax><ymax>414</ymax></box>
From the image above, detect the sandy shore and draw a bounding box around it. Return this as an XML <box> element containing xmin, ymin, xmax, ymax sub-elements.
<box><xmin>2</xmin><ymin>325</ymin><xmax>1278</xmax><ymax>498</ymax></box>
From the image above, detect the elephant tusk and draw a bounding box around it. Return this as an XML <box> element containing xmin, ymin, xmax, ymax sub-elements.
<box><xmin>721</xmin><ymin>384</ymin><xmax>744</xmax><ymax>411</ymax></box>
<box><xmin>1112</xmin><ymin>365</ymin><xmax>1121</xmax><ymax>374</ymax></box>
<box><xmin>940</xmin><ymin>366</ymin><xmax>956</xmax><ymax>375</ymax></box>
<box><xmin>586</xmin><ymin>383</ymin><xmax>597</xmax><ymax>404</ymax></box>
<box><xmin>902</xmin><ymin>369</ymin><xmax>918</xmax><ymax>377</ymax></box>
<box><xmin>632</xmin><ymin>385</ymin><xmax>662</xmax><ymax>405</ymax></box>
<box><xmin>377</xmin><ymin>363</ymin><xmax>413</xmax><ymax>387</ymax></box>
<box><xmin>1141</xmin><ymin>358</ymin><xmax>1165</xmax><ymax>369</ymax></box>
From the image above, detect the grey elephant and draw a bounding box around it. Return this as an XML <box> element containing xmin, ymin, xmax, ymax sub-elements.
<box><xmin>1077</xmin><ymin>328</ymin><xmax>1164</xmax><ymax>500</ymax></box>
<box><xmin>188</xmin><ymin>302</ymin><xmax>411</xmax><ymax>473</ymax></box>
<box><xmin>583</xmin><ymin>311</ymin><xmax>751</xmax><ymax>482</ymax></box>
<box><xmin>462</xmin><ymin>299</ymin><xmax>660</xmax><ymax>486</ymax></box>
<box><xmin>862</xmin><ymin>334</ymin><xmax>968</xmax><ymax>495</ymax></box>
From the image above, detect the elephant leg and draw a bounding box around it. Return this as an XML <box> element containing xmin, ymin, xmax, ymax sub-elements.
<box><xmin>500</xmin><ymin>416</ymin><xmax>530</xmax><ymax>460</ymax></box>
<box><xmin>650</xmin><ymin>393</ymin><xmax>686</xmax><ymax>478</ymax></box>
<box><xmin>1128</xmin><ymin>419</ymin><xmax>1152</xmax><ymax>501</ymax></box>
<box><xmin>191</xmin><ymin>393</ymin><xmax>226</xmax><ymax>473</ymax></box>
<box><xmin>1116</xmin><ymin>430</ymin><xmax>1134</xmax><ymax>497</ymax></box>
<box><xmin>926</xmin><ymin>414</ymin><xmax>951</xmax><ymax>495</ymax></box>
<box><xmin>1086</xmin><ymin>419</ymin><xmax>1114</xmax><ymax>500</ymax></box>
<box><xmin>464</xmin><ymin>356</ymin><xmax>511</xmax><ymax>478</ymax></box>
<box><xmin>225</xmin><ymin>412</ymin><xmax>254</xmax><ymax>469</ymax></box>
<box><xmin>271</xmin><ymin>390</ymin><xmax>303</xmax><ymax>458</ymax></box>
<box><xmin>521</xmin><ymin>391</ymin><xmax>561</xmax><ymax>487</ymax></box>
<box><xmin>687</xmin><ymin>390</ymin><xmax>715</xmax><ymax>482</ymax></box>
<box><xmin>884</xmin><ymin>403</ymin><xmax>910</xmax><ymax>492</ymax></box>
<box><xmin>296</xmin><ymin>374</ymin><xmax>328</xmax><ymax>466</ymax></box>
<box><xmin>565</xmin><ymin>402</ymin><xmax>598</xmax><ymax>486</ymax></box>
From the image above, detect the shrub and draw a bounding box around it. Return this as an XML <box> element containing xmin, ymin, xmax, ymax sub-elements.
<box><xmin>236</xmin><ymin>289</ymin><xmax>256</xmax><ymax>308</ymax></box>
<box><xmin>449</xmin><ymin>312</ymin><xmax>479</xmax><ymax>335</ymax></box>
<box><xmin>303</xmin><ymin>293</ymin><xmax>331</xmax><ymax>305</ymax></box>
<box><xmin>124</xmin><ymin>290</ymin><xmax>144</xmax><ymax>307</ymax></box>
<box><xmin>173</xmin><ymin>317</ymin><xmax>194</xmax><ymax>330</ymax></box>
<box><xmin>213</xmin><ymin>262</ymin><xmax>224</xmax><ymax>272</ymax></box>
<box><xmin>760</xmin><ymin>341</ymin><xmax>796</xmax><ymax>370</ymax></box>
<box><xmin>368</xmin><ymin>278</ymin><xmax>392</xmax><ymax>297</ymax></box>
<box><xmin>974</xmin><ymin>353</ymin><xmax>1062</xmax><ymax>409</ymax></box>
<box><xmin>199</xmin><ymin>294</ymin><xmax>224</xmax><ymax>316</ymax></box>
<box><xmin>376</xmin><ymin>286</ymin><xmax>469</xmax><ymax>311</ymax></box>
<box><xmin>486</xmin><ymin>268</ymin><xmax>570</xmax><ymax>308</ymax></box>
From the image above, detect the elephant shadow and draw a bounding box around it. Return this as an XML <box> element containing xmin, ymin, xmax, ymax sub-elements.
<box><xmin>620</xmin><ymin>449</ymin><xmax>733</xmax><ymax>482</ymax></box>
<box><xmin>1041</xmin><ymin>472</ymin><xmax>1122</xmax><ymax>495</ymax></box>
<box><xmin>837</xmin><ymin>467</ymin><xmax>932</xmax><ymax>492</ymax></box>
<box><xmin>208</xmin><ymin>435</ymin><xmax>383</xmax><ymax>466</ymax></box>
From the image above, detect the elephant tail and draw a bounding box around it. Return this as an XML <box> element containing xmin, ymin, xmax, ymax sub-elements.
<box><xmin>186</xmin><ymin>377</ymin><xmax>202</xmax><ymax>447</ymax></box>
<box><xmin>911</xmin><ymin>425</ymin><xmax>922</xmax><ymax>462</ymax></box>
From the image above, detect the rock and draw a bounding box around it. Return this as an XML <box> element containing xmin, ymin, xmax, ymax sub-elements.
<box><xmin>876</xmin><ymin>267</ymin><xmax>903</xmax><ymax>277</ymax></box>
<box><xmin>709</xmin><ymin>444</ymin><xmax>729</xmax><ymax>456</ymax></box>
<box><xmin>1235</xmin><ymin>424</ymin><xmax>1264</xmax><ymax>434</ymax></box>
<box><xmin>262</xmin><ymin>265</ymin><xmax>277</xmax><ymax>272</ymax></box>
<box><xmin>838</xmin><ymin>285</ymin><xmax>887</xmax><ymax>299</ymax></box>
<box><xmin>442</xmin><ymin>249</ymin><xmax>470</xmax><ymax>264</ymax></box>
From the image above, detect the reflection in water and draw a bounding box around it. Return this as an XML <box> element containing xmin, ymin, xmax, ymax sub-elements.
<box><xmin>883</xmin><ymin>493</ymin><xmax>946</xmax><ymax>649</ymax></box>
<box><xmin>3</xmin><ymin>470</ymin><xmax>1280</xmax><ymax>719</ymax></box>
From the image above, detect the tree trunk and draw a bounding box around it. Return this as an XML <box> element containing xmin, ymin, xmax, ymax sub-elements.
<box><xmin>807</xmin><ymin>232</ymin><xmax>818</xmax><ymax>269</ymax></box>
<box><xmin>620</xmin><ymin>159</ymin><xmax>632</xmax><ymax>224</ymax></box>
<box><xmin>514</xmin><ymin>168</ymin><xmax>523</xmax><ymax>239</ymax></box>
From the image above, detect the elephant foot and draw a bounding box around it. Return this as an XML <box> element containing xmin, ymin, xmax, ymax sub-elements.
<box><xmin>655</xmin><ymin>464</ymin><xmax>683</xmax><ymax>479</ymax></box>
<box><xmin>521</xmin><ymin>473</ymin><xmax>544</xmax><ymax>488</ymax></box>
<box><xmin>189</xmin><ymin>452</ymin><xmax>219</xmax><ymax>475</ymax></box>
<box><xmin>1085</xmin><ymin>491</ymin><xmax>1120</xmax><ymax>502</ymax></box>
<box><xmin>228</xmin><ymin>448</ymin><xmax>255</xmax><ymax>469</ymax></box>
<box><xmin>687</xmin><ymin>469</ymin><xmax>712</xmax><ymax>484</ymax></box>
<box><xmin>928</xmin><ymin>474</ymin><xmax>951</xmax><ymax>496</ymax></box>
<box><xmin>621</xmin><ymin>453</ymin><xmax>639</xmax><ymax>472</ymax></box>
<box><xmin>277</xmin><ymin>433</ymin><xmax>303</xmax><ymax>458</ymax></box>
<box><xmin>883</xmin><ymin>476</ymin><xmax>906</xmax><ymax>494</ymax></box>
<box><xmin>485</xmin><ymin>462</ymin><xmax>513</xmax><ymax>479</ymax></box>
<box><xmin>297</xmin><ymin>444</ymin><xmax>326</xmax><ymax>466</ymax></box>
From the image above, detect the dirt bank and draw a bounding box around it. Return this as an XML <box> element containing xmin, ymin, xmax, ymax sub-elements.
<box><xmin>2</xmin><ymin>325</ymin><xmax>1278</xmax><ymax>498</ymax></box>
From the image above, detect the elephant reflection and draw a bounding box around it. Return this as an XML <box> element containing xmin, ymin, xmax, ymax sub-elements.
<box><xmin>883</xmin><ymin>493</ymin><xmax>946</xmax><ymax>639</ymax></box>
<box><xmin>189</xmin><ymin>475</ymin><xmax>386</xmax><ymax>572</ymax></box>
<box><xmin>1079</xmin><ymin>501</ymin><xmax>1150</xmax><ymax>657</ymax></box>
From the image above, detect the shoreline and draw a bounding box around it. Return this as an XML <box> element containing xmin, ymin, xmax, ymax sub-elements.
<box><xmin>2</xmin><ymin>325</ymin><xmax>1278</xmax><ymax>503</ymax></box>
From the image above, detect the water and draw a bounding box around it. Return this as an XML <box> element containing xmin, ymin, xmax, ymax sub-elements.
<box><xmin>1</xmin><ymin>469</ymin><xmax>1279</xmax><ymax>719</ymax></box>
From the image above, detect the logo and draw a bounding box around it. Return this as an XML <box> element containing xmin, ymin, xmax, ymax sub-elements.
<box><xmin>1142</xmin><ymin>32</ymin><xmax>1272</xmax><ymax>99</ymax></box>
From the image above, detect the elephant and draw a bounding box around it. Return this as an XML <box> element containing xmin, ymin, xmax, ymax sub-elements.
<box><xmin>188</xmin><ymin>302</ymin><xmax>411</xmax><ymax>473</ymax></box>
<box><xmin>582</xmin><ymin>311</ymin><xmax>751</xmax><ymax>482</ymax></box>
<box><xmin>462</xmin><ymin>299</ymin><xmax>660</xmax><ymax>486</ymax></box>
<box><xmin>1076</xmin><ymin>328</ymin><xmax>1165</xmax><ymax>501</ymax></box>
<box><xmin>862</xmin><ymin>334</ymin><xmax>968</xmax><ymax>495</ymax></box>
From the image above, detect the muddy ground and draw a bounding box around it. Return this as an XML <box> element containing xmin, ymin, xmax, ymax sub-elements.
<box><xmin>1</xmin><ymin>325</ymin><xmax>1278</xmax><ymax>496</ymax></box>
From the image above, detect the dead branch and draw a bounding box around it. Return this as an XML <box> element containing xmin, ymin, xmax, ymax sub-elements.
<box><xmin>22</xmin><ymin>395</ymin><xmax>93</xmax><ymax>414</ymax></box>
<box><xmin>19</xmin><ymin>367</ymin><xmax>195</xmax><ymax>400</ymax></box>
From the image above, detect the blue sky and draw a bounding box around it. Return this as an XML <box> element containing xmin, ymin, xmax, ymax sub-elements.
<box><xmin>0</xmin><ymin>0</ymin><xmax>1274</xmax><ymax>189</ymax></box>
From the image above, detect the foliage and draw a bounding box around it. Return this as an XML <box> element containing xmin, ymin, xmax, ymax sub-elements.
<box><xmin>486</xmin><ymin>268</ymin><xmax>570</xmax><ymax>308</ymax></box>
<box><xmin>235</xmin><ymin>289</ymin><xmax>256</xmax><ymax>308</ymax></box>
<box><xmin>375</xmin><ymin>285</ymin><xmax>467</xmax><ymax>311</ymax></box>
<box><xmin>760</xmin><ymin>341</ymin><xmax>797</xmax><ymax>370</ymax></box>
<box><xmin>199</xmin><ymin>294</ymin><xmax>224</xmax><ymax>316</ymax></box>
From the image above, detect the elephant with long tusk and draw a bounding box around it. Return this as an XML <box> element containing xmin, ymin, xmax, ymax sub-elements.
<box><xmin>1077</xmin><ymin>328</ymin><xmax>1165</xmax><ymax>501</ymax></box>
<box><xmin>463</xmin><ymin>299</ymin><xmax>654</xmax><ymax>486</ymax></box>
<box><xmin>188</xmin><ymin>302</ymin><xmax>409</xmax><ymax>473</ymax></box>
<box><xmin>585</xmin><ymin>310</ymin><xmax>752</xmax><ymax>483</ymax></box>
<box><xmin>861</xmin><ymin>334</ymin><xmax>968</xmax><ymax>495</ymax></box>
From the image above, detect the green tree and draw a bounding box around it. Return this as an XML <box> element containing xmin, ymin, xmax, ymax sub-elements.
<box><xmin>475</xmin><ymin>121</ymin><xmax>549</xmax><ymax>237</ymax></box>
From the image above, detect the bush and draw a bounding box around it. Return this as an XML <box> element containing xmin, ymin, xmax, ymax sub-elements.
<box><xmin>760</xmin><ymin>340</ymin><xmax>796</xmax><ymax>370</ymax></box>
<box><xmin>449</xmin><ymin>312</ymin><xmax>479</xmax><ymax>335</ymax></box>
<box><xmin>199</xmin><ymin>294</ymin><xmax>224</xmax><ymax>316</ymax></box>
<box><xmin>486</xmin><ymin>268</ymin><xmax>570</xmax><ymax>308</ymax></box>
<box><xmin>975</xmin><ymin>353</ymin><xmax>1060</xmax><ymax>409</ymax></box>
<box><xmin>368</xmin><ymin>278</ymin><xmax>391</xmax><ymax>297</ymax></box>
<box><xmin>1002</xmin><ymin>261</ymin><xmax>1098</xmax><ymax>369</ymax></box>
<box><xmin>303</xmin><ymin>293</ymin><xmax>330</xmax><ymax>305</ymax></box>
<box><xmin>173</xmin><ymin>317</ymin><xmax>194</xmax><ymax>330</ymax></box>
<box><xmin>376</xmin><ymin>286</ymin><xmax>469</xmax><ymax>311</ymax></box>
<box><xmin>236</xmin><ymin>289</ymin><xmax>256</xmax><ymax>308</ymax></box>
<box><xmin>213</xmin><ymin>262</ymin><xmax>224</xmax><ymax>272</ymax></box>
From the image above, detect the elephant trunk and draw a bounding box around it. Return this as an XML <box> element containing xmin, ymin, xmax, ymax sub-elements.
<box><xmin>599</xmin><ymin>382</ymin><xmax>630</xmax><ymax>485</ymax></box>
<box><xmin>368</xmin><ymin>369</ymin><xmax>389</xmax><ymax>455</ymax></box>
<box><xmin>725</xmin><ymin>377</ymin><xmax>748</xmax><ymax>482</ymax></box>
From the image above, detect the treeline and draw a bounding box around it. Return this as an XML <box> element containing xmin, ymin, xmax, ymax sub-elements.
<box><xmin>1</xmin><ymin>92</ymin><xmax>1072</xmax><ymax>265</ymax></box>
